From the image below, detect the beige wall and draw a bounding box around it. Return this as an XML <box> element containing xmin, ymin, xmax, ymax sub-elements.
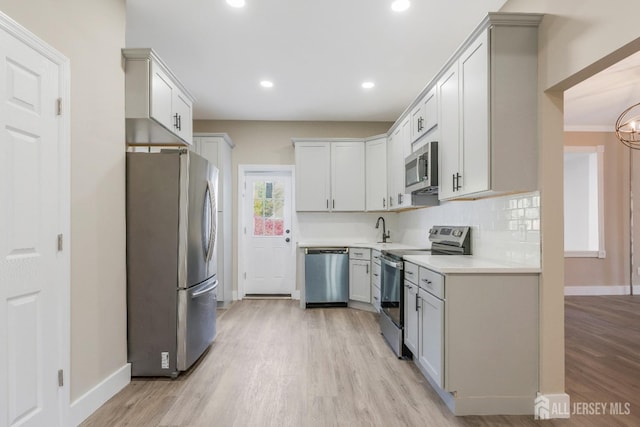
<box><xmin>2</xmin><ymin>0</ymin><xmax>639</xmax><ymax>412</ymax></box>
<box><xmin>502</xmin><ymin>0</ymin><xmax>640</xmax><ymax>396</ymax></box>
<box><xmin>0</xmin><ymin>0</ymin><xmax>127</xmax><ymax>401</ymax></box>
<box><xmin>564</xmin><ymin>132</ymin><xmax>631</xmax><ymax>288</ymax></box>
<box><xmin>194</xmin><ymin>120</ymin><xmax>392</xmax><ymax>292</ymax></box>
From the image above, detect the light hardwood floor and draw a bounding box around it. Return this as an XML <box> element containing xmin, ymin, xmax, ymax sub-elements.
<box><xmin>81</xmin><ymin>297</ymin><xmax>640</xmax><ymax>427</ymax></box>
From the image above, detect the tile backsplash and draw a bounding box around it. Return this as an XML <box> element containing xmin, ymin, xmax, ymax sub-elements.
<box><xmin>395</xmin><ymin>191</ymin><xmax>541</xmax><ymax>266</ymax></box>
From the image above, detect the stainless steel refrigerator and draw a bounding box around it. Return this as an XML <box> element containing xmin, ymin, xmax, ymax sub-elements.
<box><xmin>126</xmin><ymin>149</ymin><xmax>218</xmax><ymax>377</ymax></box>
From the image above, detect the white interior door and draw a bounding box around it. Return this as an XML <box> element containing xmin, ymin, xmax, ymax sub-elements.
<box><xmin>0</xmin><ymin>22</ymin><xmax>66</xmax><ymax>427</ymax></box>
<box><xmin>242</xmin><ymin>171</ymin><xmax>294</xmax><ymax>295</ymax></box>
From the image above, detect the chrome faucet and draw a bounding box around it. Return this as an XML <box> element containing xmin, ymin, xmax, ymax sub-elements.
<box><xmin>375</xmin><ymin>216</ymin><xmax>391</xmax><ymax>243</ymax></box>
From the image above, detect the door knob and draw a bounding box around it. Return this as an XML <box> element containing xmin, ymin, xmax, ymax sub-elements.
<box><xmin>285</xmin><ymin>237</ymin><xmax>290</xmax><ymax>243</ymax></box>
<box><xmin>286</xmin><ymin>229</ymin><xmax>290</xmax><ymax>234</ymax></box>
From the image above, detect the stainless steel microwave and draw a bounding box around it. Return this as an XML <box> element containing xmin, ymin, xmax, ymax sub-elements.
<box><xmin>405</xmin><ymin>141</ymin><xmax>438</xmax><ymax>194</ymax></box>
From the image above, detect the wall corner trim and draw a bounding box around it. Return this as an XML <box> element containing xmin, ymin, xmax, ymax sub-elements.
<box><xmin>69</xmin><ymin>363</ymin><xmax>131</xmax><ymax>426</ymax></box>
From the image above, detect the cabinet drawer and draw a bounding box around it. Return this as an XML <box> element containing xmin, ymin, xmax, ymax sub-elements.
<box><xmin>372</xmin><ymin>250</ymin><xmax>382</xmax><ymax>265</ymax></box>
<box><xmin>372</xmin><ymin>285</ymin><xmax>381</xmax><ymax>312</ymax></box>
<box><xmin>418</xmin><ymin>267</ymin><xmax>444</xmax><ymax>299</ymax></box>
<box><xmin>372</xmin><ymin>262</ymin><xmax>381</xmax><ymax>287</ymax></box>
<box><xmin>349</xmin><ymin>248</ymin><xmax>371</xmax><ymax>260</ymax></box>
<box><xmin>404</xmin><ymin>262</ymin><xmax>419</xmax><ymax>285</ymax></box>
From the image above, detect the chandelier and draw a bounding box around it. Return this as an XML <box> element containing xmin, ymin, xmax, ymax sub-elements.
<box><xmin>615</xmin><ymin>102</ymin><xmax>640</xmax><ymax>149</ymax></box>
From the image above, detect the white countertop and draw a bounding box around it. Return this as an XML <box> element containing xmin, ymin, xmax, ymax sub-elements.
<box><xmin>402</xmin><ymin>254</ymin><xmax>541</xmax><ymax>274</ymax></box>
<box><xmin>297</xmin><ymin>241</ymin><xmax>540</xmax><ymax>274</ymax></box>
<box><xmin>297</xmin><ymin>241</ymin><xmax>422</xmax><ymax>251</ymax></box>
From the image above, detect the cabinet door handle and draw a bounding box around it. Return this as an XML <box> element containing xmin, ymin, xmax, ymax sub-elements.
<box><xmin>366</xmin><ymin>264</ymin><xmax>369</xmax><ymax>274</ymax></box>
<box><xmin>326</xmin><ymin>199</ymin><xmax>329</xmax><ymax>209</ymax></box>
<box><xmin>178</xmin><ymin>114</ymin><xmax>182</xmax><ymax>131</ymax></box>
<box><xmin>406</xmin><ymin>270</ymin><xmax>414</xmax><ymax>276</ymax></box>
<box><xmin>383</xmin><ymin>198</ymin><xmax>386</xmax><ymax>208</ymax></box>
<box><xmin>332</xmin><ymin>199</ymin><xmax>335</xmax><ymax>209</ymax></box>
<box><xmin>452</xmin><ymin>173</ymin><xmax>456</xmax><ymax>192</ymax></box>
<box><xmin>389</xmin><ymin>196</ymin><xmax>394</xmax><ymax>207</ymax></box>
<box><xmin>398</xmin><ymin>193</ymin><xmax>403</xmax><ymax>205</ymax></box>
<box><xmin>174</xmin><ymin>113</ymin><xmax>179</xmax><ymax>129</ymax></box>
<box><xmin>455</xmin><ymin>173</ymin><xmax>462</xmax><ymax>191</ymax></box>
<box><xmin>416</xmin><ymin>293</ymin><xmax>420</xmax><ymax>311</ymax></box>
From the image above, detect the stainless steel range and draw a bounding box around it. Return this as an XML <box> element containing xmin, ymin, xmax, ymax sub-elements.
<box><xmin>379</xmin><ymin>225</ymin><xmax>471</xmax><ymax>357</ymax></box>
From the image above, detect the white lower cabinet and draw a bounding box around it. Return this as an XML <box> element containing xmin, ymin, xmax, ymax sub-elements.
<box><xmin>371</xmin><ymin>250</ymin><xmax>382</xmax><ymax>312</ymax></box>
<box><xmin>349</xmin><ymin>248</ymin><xmax>371</xmax><ymax>303</ymax></box>
<box><xmin>403</xmin><ymin>280</ymin><xmax>418</xmax><ymax>356</ymax></box>
<box><xmin>403</xmin><ymin>261</ymin><xmax>419</xmax><ymax>355</ymax></box>
<box><xmin>418</xmin><ymin>288</ymin><xmax>444</xmax><ymax>388</ymax></box>
<box><xmin>406</xmin><ymin>264</ymin><xmax>539</xmax><ymax>416</ymax></box>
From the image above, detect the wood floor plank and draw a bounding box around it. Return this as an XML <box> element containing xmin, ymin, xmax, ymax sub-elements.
<box><xmin>82</xmin><ymin>297</ymin><xmax>640</xmax><ymax>427</ymax></box>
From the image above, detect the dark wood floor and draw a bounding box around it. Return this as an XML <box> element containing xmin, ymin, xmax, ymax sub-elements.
<box><xmin>81</xmin><ymin>296</ymin><xmax>640</xmax><ymax>426</ymax></box>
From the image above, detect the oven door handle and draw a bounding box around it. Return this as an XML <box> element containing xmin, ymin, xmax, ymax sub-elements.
<box><xmin>381</xmin><ymin>256</ymin><xmax>403</xmax><ymax>270</ymax></box>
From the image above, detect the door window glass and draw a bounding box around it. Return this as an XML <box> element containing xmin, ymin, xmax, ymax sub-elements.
<box><xmin>253</xmin><ymin>180</ymin><xmax>285</xmax><ymax>236</ymax></box>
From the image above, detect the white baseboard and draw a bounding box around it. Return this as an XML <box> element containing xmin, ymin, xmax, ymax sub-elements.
<box><xmin>564</xmin><ymin>285</ymin><xmax>640</xmax><ymax>296</ymax></box>
<box><xmin>70</xmin><ymin>363</ymin><xmax>131</xmax><ymax>426</ymax></box>
<box><xmin>535</xmin><ymin>393</ymin><xmax>571</xmax><ymax>419</ymax></box>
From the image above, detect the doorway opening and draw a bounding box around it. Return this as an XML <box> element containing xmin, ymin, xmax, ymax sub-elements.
<box><xmin>238</xmin><ymin>165</ymin><xmax>296</xmax><ymax>299</ymax></box>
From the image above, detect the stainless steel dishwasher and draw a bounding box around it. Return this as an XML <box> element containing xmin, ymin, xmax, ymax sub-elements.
<box><xmin>304</xmin><ymin>248</ymin><xmax>349</xmax><ymax>307</ymax></box>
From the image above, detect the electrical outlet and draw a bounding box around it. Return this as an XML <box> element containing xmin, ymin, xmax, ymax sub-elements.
<box><xmin>161</xmin><ymin>352</ymin><xmax>169</xmax><ymax>369</ymax></box>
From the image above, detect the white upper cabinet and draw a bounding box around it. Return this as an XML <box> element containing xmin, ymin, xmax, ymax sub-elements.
<box><xmin>435</xmin><ymin>15</ymin><xmax>540</xmax><ymax>200</ymax></box>
<box><xmin>388</xmin><ymin>118</ymin><xmax>412</xmax><ymax>210</ymax></box>
<box><xmin>411</xmin><ymin>88</ymin><xmax>438</xmax><ymax>145</ymax></box>
<box><xmin>365</xmin><ymin>135</ymin><xmax>387</xmax><ymax>211</ymax></box>
<box><xmin>410</xmin><ymin>99</ymin><xmax>425</xmax><ymax>143</ymax></box>
<box><xmin>294</xmin><ymin>139</ymin><xmax>365</xmax><ymax>211</ymax></box>
<box><xmin>294</xmin><ymin>141</ymin><xmax>331</xmax><ymax>211</ymax></box>
<box><xmin>387</xmin><ymin>118</ymin><xmax>411</xmax><ymax>210</ymax></box>
<box><xmin>422</xmin><ymin>87</ymin><xmax>438</xmax><ymax>137</ymax></box>
<box><xmin>331</xmin><ymin>141</ymin><xmax>365</xmax><ymax>211</ymax></box>
<box><xmin>437</xmin><ymin>60</ymin><xmax>461</xmax><ymax>200</ymax></box>
<box><xmin>123</xmin><ymin>48</ymin><xmax>194</xmax><ymax>146</ymax></box>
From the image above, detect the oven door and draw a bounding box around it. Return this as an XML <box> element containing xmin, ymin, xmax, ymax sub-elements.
<box><xmin>380</xmin><ymin>256</ymin><xmax>403</xmax><ymax>327</ymax></box>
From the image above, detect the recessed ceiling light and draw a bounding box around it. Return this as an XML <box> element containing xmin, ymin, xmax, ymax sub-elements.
<box><xmin>260</xmin><ymin>80</ymin><xmax>274</xmax><ymax>88</ymax></box>
<box><xmin>362</xmin><ymin>81</ymin><xmax>375</xmax><ymax>89</ymax></box>
<box><xmin>391</xmin><ymin>0</ymin><xmax>410</xmax><ymax>12</ymax></box>
<box><xmin>226</xmin><ymin>0</ymin><xmax>245</xmax><ymax>8</ymax></box>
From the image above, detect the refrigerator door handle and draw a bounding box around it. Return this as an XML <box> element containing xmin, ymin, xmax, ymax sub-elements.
<box><xmin>191</xmin><ymin>280</ymin><xmax>218</xmax><ymax>298</ymax></box>
<box><xmin>204</xmin><ymin>180</ymin><xmax>216</xmax><ymax>262</ymax></box>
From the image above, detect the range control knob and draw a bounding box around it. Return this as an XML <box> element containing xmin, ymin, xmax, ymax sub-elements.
<box><xmin>452</xmin><ymin>229</ymin><xmax>463</xmax><ymax>238</ymax></box>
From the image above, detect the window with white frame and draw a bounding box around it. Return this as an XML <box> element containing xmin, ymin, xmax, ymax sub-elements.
<box><xmin>563</xmin><ymin>146</ymin><xmax>605</xmax><ymax>258</ymax></box>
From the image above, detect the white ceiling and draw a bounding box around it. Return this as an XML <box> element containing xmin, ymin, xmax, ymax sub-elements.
<box><xmin>127</xmin><ymin>0</ymin><xmax>638</xmax><ymax>127</ymax></box>
<box><xmin>126</xmin><ymin>0</ymin><xmax>508</xmax><ymax>122</ymax></box>
<box><xmin>564</xmin><ymin>51</ymin><xmax>640</xmax><ymax>131</ymax></box>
